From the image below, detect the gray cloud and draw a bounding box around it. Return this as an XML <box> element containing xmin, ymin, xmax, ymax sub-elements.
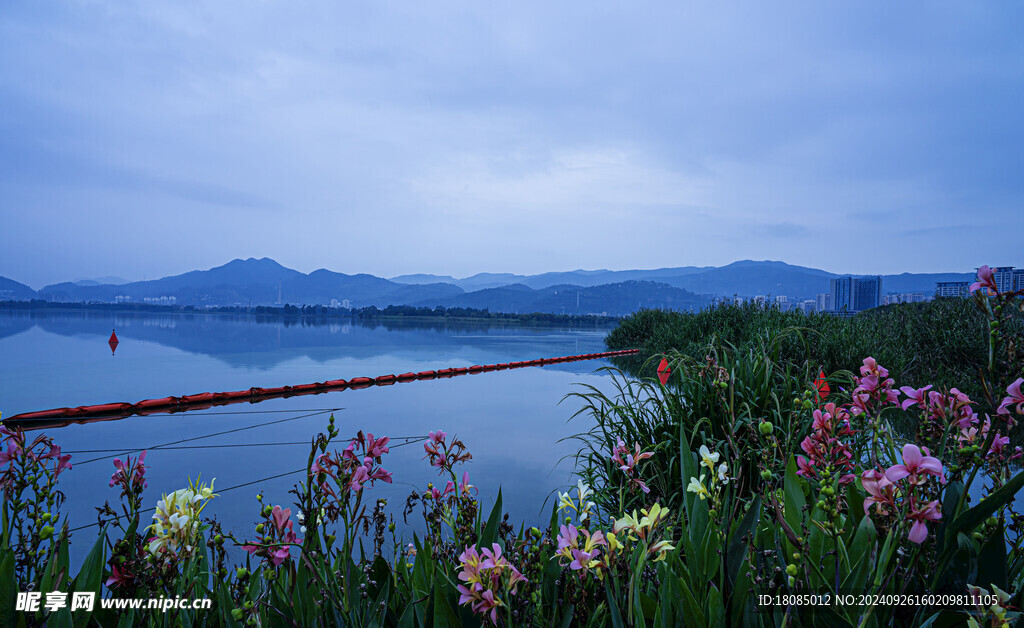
<box><xmin>1</xmin><ymin>1</ymin><xmax>1022</xmax><ymax>288</ymax></box>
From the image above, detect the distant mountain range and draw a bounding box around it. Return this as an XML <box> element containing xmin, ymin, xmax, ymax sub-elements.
<box><xmin>0</xmin><ymin>258</ymin><xmax>976</xmax><ymax>316</ymax></box>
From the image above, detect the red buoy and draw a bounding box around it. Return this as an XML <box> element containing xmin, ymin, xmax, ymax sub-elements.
<box><xmin>108</xmin><ymin>329</ymin><xmax>119</xmax><ymax>355</ymax></box>
<box><xmin>657</xmin><ymin>358</ymin><xmax>671</xmax><ymax>386</ymax></box>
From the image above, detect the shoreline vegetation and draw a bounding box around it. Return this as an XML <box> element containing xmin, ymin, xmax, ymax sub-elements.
<box><xmin>2</xmin><ymin>268</ymin><xmax>1024</xmax><ymax>626</ymax></box>
<box><xmin>0</xmin><ymin>300</ymin><xmax>619</xmax><ymax>327</ymax></box>
<box><xmin>605</xmin><ymin>295</ymin><xmax>1024</xmax><ymax>403</ymax></box>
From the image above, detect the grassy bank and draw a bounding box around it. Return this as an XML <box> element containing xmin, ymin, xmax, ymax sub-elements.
<box><xmin>605</xmin><ymin>296</ymin><xmax>1023</xmax><ymax>402</ymax></box>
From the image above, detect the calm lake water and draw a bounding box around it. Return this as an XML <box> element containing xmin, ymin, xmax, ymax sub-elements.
<box><xmin>0</xmin><ymin>309</ymin><xmax>620</xmax><ymax>564</ymax></box>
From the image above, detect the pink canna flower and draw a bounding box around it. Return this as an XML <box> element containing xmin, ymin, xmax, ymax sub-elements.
<box><xmin>899</xmin><ymin>385</ymin><xmax>934</xmax><ymax>410</ymax></box>
<box><xmin>969</xmin><ymin>265</ymin><xmax>997</xmax><ymax>294</ymax></box>
<box><xmin>611</xmin><ymin>437</ymin><xmax>654</xmax><ymax>494</ymax></box>
<box><xmin>885</xmin><ymin>444</ymin><xmax>946</xmax><ymax>485</ymax></box>
<box><xmin>861</xmin><ymin>469</ymin><xmax>898</xmax><ymax>516</ymax></box>
<box><xmin>105</xmin><ymin>563</ymin><xmax>133</xmax><ymax>589</ymax></box>
<box><xmin>795</xmin><ymin>455</ymin><xmax>816</xmax><ymax>478</ymax></box>
<box><xmin>998</xmin><ymin>378</ymin><xmax>1024</xmax><ymax>417</ymax></box>
<box><xmin>271</xmin><ymin>505</ymin><xmax>292</xmax><ymax>533</ymax></box>
<box><xmin>906</xmin><ymin>499</ymin><xmax>942</xmax><ymax>544</ymax></box>
<box><xmin>860</xmin><ymin>357</ymin><xmax>890</xmax><ymax>379</ymax></box>
<box><xmin>459</xmin><ymin>471</ymin><xmax>477</xmax><ymax>496</ymax></box>
<box><xmin>365</xmin><ymin>433</ymin><xmax>390</xmax><ymax>458</ymax></box>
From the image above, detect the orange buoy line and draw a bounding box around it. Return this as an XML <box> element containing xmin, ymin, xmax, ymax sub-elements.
<box><xmin>4</xmin><ymin>349</ymin><xmax>640</xmax><ymax>430</ymax></box>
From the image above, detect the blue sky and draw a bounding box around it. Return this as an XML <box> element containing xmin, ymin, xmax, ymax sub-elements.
<box><xmin>1</xmin><ymin>2</ymin><xmax>1022</xmax><ymax>288</ymax></box>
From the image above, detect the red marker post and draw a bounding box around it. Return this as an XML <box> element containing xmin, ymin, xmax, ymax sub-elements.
<box><xmin>657</xmin><ymin>358</ymin><xmax>672</xmax><ymax>386</ymax></box>
<box><xmin>815</xmin><ymin>369</ymin><xmax>830</xmax><ymax>399</ymax></box>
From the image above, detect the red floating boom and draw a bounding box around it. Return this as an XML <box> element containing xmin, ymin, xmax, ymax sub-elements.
<box><xmin>4</xmin><ymin>349</ymin><xmax>641</xmax><ymax>430</ymax></box>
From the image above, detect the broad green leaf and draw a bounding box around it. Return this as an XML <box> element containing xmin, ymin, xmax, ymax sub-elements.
<box><xmin>479</xmin><ymin>488</ymin><xmax>503</xmax><ymax>548</ymax></box>
<box><xmin>942</xmin><ymin>470</ymin><xmax>1024</xmax><ymax>556</ymax></box>
<box><xmin>727</xmin><ymin>496</ymin><xmax>760</xmax><ymax>588</ymax></box>
<box><xmin>603</xmin><ymin>580</ymin><xmax>626</xmax><ymax>628</ymax></box>
<box><xmin>705</xmin><ymin>584</ymin><xmax>724</xmax><ymax>628</ymax></box>
<box><xmin>0</xmin><ymin>548</ymin><xmax>16</xmax><ymax>628</ymax></box>
<box><xmin>976</xmin><ymin>518</ymin><xmax>1007</xmax><ymax>592</ymax></box>
<box><xmin>784</xmin><ymin>457</ymin><xmax>807</xmax><ymax>556</ymax></box>
<box><xmin>431</xmin><ymin>579</ymin><xmax>459</xmax><ymax>628</ymax></box>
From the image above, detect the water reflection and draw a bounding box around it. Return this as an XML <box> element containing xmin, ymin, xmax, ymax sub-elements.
<box><xmin>0</xmin><ymin>309</ymin><xmax>619</xmax><ymax>568</ymax></box>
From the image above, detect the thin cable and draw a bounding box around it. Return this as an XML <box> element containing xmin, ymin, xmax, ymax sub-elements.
<box><xmin>75</xmin><ymin>408</ymin><xmax>341</xmax><ymax>466</ymax></box>
<box><xmin>65</xmin><ymin>436</ymin><xmax>423</xmax><ymax>532</ymax></box>
<box><xmin>156</xmin><ymin>408</ymin><xmax>348</xmax><ymax>416</ymax></box>
<box><xmin>64</xmin><ymin>436</ymin><xmax>426</xmax><ymax>454</ymax></box>
<box><xmin>68</xmin><ymin>467</ymin><xmax>306</xmax><ymax>533</ymax></box>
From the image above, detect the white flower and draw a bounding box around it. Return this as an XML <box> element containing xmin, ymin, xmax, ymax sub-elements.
<box><xmin>699</xmin><ymin>445</ymin><xmax>720</xmax><ymax>471</ymax></box>
<box><xmin>717</xmin><ymin>463</ymin><xmax>730</xmax><ymax>485</ymax></box>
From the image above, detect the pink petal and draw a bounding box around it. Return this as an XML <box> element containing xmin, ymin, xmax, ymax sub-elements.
<box><xmin>901</xmin><ymin>444</ymin><xmax>923</xmax><ymax>469</ymax></box>
<box><xmin>884</xmin><ymin>465</ymin><xmax>911</xmax><ymax>483</ymax></box>
<box><xmin>907</xmin><ymin>520</ymin><xmax>928</xmax><ymax>544</ymax></box>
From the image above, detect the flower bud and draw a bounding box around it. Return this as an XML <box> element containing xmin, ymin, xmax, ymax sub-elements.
<box><xmin>262</xmin><ymin>505</ymin><xmax>273</xmax><ymax>517</ymax></box>
<box><xmin>530</xmin><ymin>527</ymin><xmax>541</xmax><ymax>539</ymax></box>
<box><xmin>802</xmin><ymin>400</ymin><xmax>814</xmax><ymax>411</ymax></box>
<box><xmin>39</xmin><ymin>525</ymin><xmax>55</xmax><ymax>540</ymax></box>
<box><xmin>786</xmin><ymin>564</ymin><xmax>798</xmax><ymax>576</ymax></box>
<box><xmin>256</xmin><ymin>524</ymin><xmax>265</xmax><ymax>534</ymax></box>
<box><xmin>758</xmin><ymin>422</ymin><xmax>773</xmax><ymax>436</ymax></box>
<box><xmin>237</xmin><ymin>567</ymin><xmax>249</xmax><ymax>579</ymax></box>
<box><xmin>388</xmin><ymin>523</ymin><xmax>396</xmax><ymax>532</ymax></box>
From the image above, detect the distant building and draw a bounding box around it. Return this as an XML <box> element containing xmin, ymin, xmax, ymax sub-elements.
<box><xmin>991</xmin><ymin>267</ymin><xmax>1016</xmax><ymax>293</ymax></box>
<box><xmin>753</xmin><ymin>295</ymin><xmax>767</xmax><ymax>305</ymax></box>
<box><xmin>1013</xmin><ymin>268</ymin><xmax>1024</xmax><ymax>292</ymax></box>
<box><xmin>800</xmin><ymin>299</ymin><xmax>816</xmax><ymax>314</ymax></box>
<box><xmin>884</xmin><ymin>292</ymin><xmax>928</xmax><ymax>305</ymax></box>
<box><xmin>816</xmin><ymin>293</ymin><xmax>831</xmax><ymax>313</ymax></box>
<box><xmin>830</xmin><ymin>276</ymin><xmax>881</xmax><ymax>312</ymax></box>
<box><xmin>143</xmin><ymin>296</ymin><xmax>176</xmax><ymax>305</ymax></box>
<box><xmin>330</xmin><ymin>299</ymin><xmax>340</xmax><ymax>308</ymax></box>
<box><xmin>114</xmin><ymin>295</ymin><xmax>132</xmax><ymax>303</ymax></box>
<box><xmin>935</xmin><ymin>281</ymin><xmax>969</xmax><ymax>298</ymax></box>
<box><xmin>342</xmin><ymin>299</ymin><xmax>351</xmax><ymax>309</ymax></box>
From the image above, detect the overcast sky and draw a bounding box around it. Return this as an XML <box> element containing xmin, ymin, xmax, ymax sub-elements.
<box><xmin>2</xmin><ymin>2</ymin><xmax>1022</xmax><ymax>288</ymax></box>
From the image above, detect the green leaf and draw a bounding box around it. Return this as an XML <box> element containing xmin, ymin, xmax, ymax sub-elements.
<box><xmin>917</xmin><ymin>609</ymin><xmax>973</xmax><ymax>628</ymax></box>
<box><xmin>943</xmin><ymin>470</ymin><xmax>1024</xmax><ymax>556</ymax></box>
<box><xmin>705</xmin><ymin>584</ymin><xmax>724</xmax><ymax>628</ymax></box>
<box><xmin>976</xmin><ymin>517</ymin><xmax>1007</xmax><ymax>592</ymax></box>
<box><xmin>431</xmin><ymin>579</ymin><xmax>460</xmax><ymax>628</ymax></box>
<box><xmin>841</xmin><ymin>515</ymin><xmax>876</xmax><ymax>594</ymax></box>
<box><xmin>0</xmin><ymin>548</ymin><xmax>16</xmax><ymax>628</ymax></box>
<box><xmin>784</xmin><ymin>457</ymin><xmax>807</xmax><ymax>555</ymax></box>
<box><xmin>677</xmin><ymin>579</ymin><xmax>707</xmax><ymax>628</ymax></box>
<box><xmin>479</xmin><ymin>488</ymin><xmax>503</xmax><ymax>548</ymax></box>
<box><xmin>603</xmin><ymin>580</ymin><xmax>627</xmax><ymax>628</ymax></box>
<box><xmin>71</xmin><ymin>526</ymin><xmax>107</xmax><ymax>628</ymax></box>
<box><xmin>558</xmin><ymin>604</ymin><xmax>575</xmax><ymax>628</ymax></box>
<box><xmin>727</xmin><ymin>496</ymin><xmax>760</xmax><ymax>587</ymax></box>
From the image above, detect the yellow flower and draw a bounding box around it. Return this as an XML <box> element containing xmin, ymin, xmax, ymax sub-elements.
<box><xmin>639</xmin><ymin>503</ymin><xmax>670</xmax><ymax>531</ymax></box>
<box><xmin>649</xmin><ymin>539</ymin><xmax>675</xmax><ymax>562</ymax></box>
<box><xmin>687</xmin><ymin>476</ymin><xmax>710</xmax><ymax>500</ymax></box>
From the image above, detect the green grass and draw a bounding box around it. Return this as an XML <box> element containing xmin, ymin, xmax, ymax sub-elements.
<box><xmin>605</xmin><ymin>296</ymin><xmax>1023</xmax><ymax>403</ymax></box>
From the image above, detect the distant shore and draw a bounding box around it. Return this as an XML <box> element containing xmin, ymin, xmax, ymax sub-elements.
<box><xmin>0</xmin><ymin>299</ymin><xmax>620</xmax><ymax>327</ymax></box>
